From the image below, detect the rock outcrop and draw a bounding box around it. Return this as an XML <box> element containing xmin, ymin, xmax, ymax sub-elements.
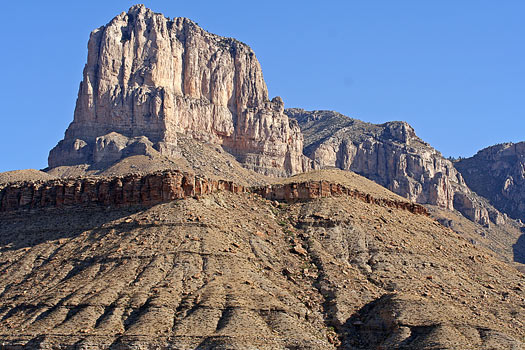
<box><xmin>456</xmin><ymin>142</ymin><xmax>525</xmax><ymax>222</ymax></box>
<box><xmin>253</xmin><ymin>182</ymin><xmax>428</xmax><ymax>215</ymax></box>
<box><xmin>49</xmin><ymin>5</ymin><xmax>308</xmax><ymax>176</ymax></box>
<box><xmin>285</xmin><ymin>109</ymin><xmax>508</xmax><ymax>226</ymax></box>
<box><xmin>0</xmin><ymin>170</ymin><xmax>428</xmax><ymax>216</ymax></box>
<box><xmin>286</xmin><ymin>109</ymin><xmax>464</xmax><ymax>208</ymax></box>
<box><xmin>0</xmin><ymin>171</ymin><xmax>244</xmax><ymax>212</ymax></box>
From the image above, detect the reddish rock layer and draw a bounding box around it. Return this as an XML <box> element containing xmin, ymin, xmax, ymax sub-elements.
<box><xmin>0</xmin><ymin>171</ymin><xmax>428</xmax><ymax>216</ymax></box>
<box><xmin>253</xmin><ymin>182</ymin><xmax>429</xmax><ymax>215</ymax></box>
<box><xmin>0</xmin><ymin>172</ymin><xmax>244</xmax><ymax>212</ymax></box>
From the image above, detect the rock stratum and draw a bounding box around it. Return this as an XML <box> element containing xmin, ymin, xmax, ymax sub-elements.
<box><xmin>48</xmin><ymin>5</ymin><xmax>308</xmax><ymax>176</ymax></box>
<box><xmin>456</xmin><ymin>142</ymin><xmax>525</xmax><ymax>223</ymax></box>
<box><xmin>0</xmin><ymin>170</ymin><xmax>428</xmax><ymax>216</ymax></box>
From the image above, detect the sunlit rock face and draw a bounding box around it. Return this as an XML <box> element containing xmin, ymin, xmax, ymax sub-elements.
<box><xmin>286</xmin><ymin>108</ymin><xmax>467</xmax><ymax>210</ymax></box>
<box><xmin>49</xmin><ymin>5</ymin><xmax>309</xmax><ymax>176</ymax></box>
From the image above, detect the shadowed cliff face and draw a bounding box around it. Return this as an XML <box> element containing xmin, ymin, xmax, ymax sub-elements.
<box><xmin>456</xmin><ymin>142</ymin><xmax>525</xmax><ymax>223</ymax></box>
<box><xmin>49</xmin><ymin>5</ymin><xmax>309</xmax><ymax>176</ymax></box>
<box><xmin>514</xmin><ymin>230</ymin><xmax>525</xmax><ymax>264</ymax></box>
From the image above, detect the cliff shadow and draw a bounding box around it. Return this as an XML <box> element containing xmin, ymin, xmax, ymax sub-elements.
<box><xmin>0</xmin><ymin>205</ymin><xmax>152</xmax><ymax>252</ymax></box>
<box><xmin>336</xmin><ymin>294</ymin><xmax>437</xmax><ymax>349</ymax></box>
<box><xmin>512</xmin><ymin>228</ymin><xmax>525</xmax><ymax>264</ymax></box>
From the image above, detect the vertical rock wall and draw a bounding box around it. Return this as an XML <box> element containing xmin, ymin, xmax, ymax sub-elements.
<box><xmin>49</xmin><ymin>5</ymin><xmax>308</xmax><ymax>176</ymax></box>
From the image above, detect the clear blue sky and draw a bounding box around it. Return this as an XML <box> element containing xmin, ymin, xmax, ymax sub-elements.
<box><xmin>1</xmin><ymin>1</ymin><xmax>523</xmax><ymax>172</ymax></box>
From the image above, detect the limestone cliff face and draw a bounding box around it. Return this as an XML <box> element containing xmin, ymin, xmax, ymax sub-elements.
<box><xmin>285</xmin><ymin>109</ymin><xmax>508</xmax><ymax>227</ymax></box>
<box><xmin>456</xmin><ymin>142</ymin><xmax>525</xmax><ymax>222</ymax></box>
<box><xmin>286</xmin><ymin>109</ymin><xmax>465</xmax><ymax>210</ymax></box>
<box><xmin>49</xmin><ymin>5</ymin><xmax>308</xmax><ymax>176</ymax></box>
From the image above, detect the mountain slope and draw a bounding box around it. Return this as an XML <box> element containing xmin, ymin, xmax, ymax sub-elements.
<box><xmin>285</xmin><ymin>108</ymin><xmax>465</xmax><ymax>210</ymax></box>
<box><xmin>286</xmin><ymin>108</ymin><xmax>518</xmax><ymax>230</ymax></box>
<box><xmin>46</xmin><ymin>135</ymin><xmax>270</xmax><ymax>186</ymax></box>
<box><xmin>0</xmin><ymin>170</ymin><xmax>523</xmax><ymax>349</ymax></box>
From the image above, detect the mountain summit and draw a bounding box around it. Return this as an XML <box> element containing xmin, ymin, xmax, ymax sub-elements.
<box><xmin>0</xmin><ymin>5</ymin><xmax>524</xmax><ymax>349</ymax></box>
<box><xmin>49</xmin><ymin>5</ymin><xmax>309</xmax><ymax>176</ymax></box>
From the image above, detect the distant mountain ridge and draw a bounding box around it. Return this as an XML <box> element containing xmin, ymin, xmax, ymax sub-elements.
<box><xmin>456</xmin><ymin>142</ymin><xmax>525</xmax><ymax>222</ymax></box>
<box><xmin>285</xmin><ymin>108</ymin><xmax>514</xmax><ymax>228</ymax></box>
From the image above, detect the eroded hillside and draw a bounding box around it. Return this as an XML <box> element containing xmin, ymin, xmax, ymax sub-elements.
<box><xmin>0</xmin><ymin>171</ymin><xmax>523</xmax><ymax>349</ymax></box>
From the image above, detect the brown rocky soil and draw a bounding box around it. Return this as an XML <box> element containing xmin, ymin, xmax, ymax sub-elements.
<box><xmin>0</xmin><ymin>171</ymin><xmax>523</xmax><ymax>349</ymax></box>
<box><xmin>428</xmin><ymin>205</ymin><xmax>525</xmax><ymax>266</ymax></box>
<box><xmin>0</xmin><ymin>169</ymin><xmax>55</xmax><ymax>185</ymax></box>
<box><xmin>46</xmin><ymin>135</ymin><xmax>270</xmax><ymax>187</ymax></box>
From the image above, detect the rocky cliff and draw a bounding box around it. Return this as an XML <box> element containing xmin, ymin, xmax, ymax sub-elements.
<box><xmin>285</xmin><ymin>109</ymin><xmax>508</xmax><ymax>226</ymax></box>
<box><xmin>456</xmin><ymin>142</ymin><xmax>525</xmax><ymax>222</ymax></box>
<box><xmin>0</xmin><ymin>171</ymin><xmax>243</xmax><ymax>212</ymax></box>
<box><xmin>48</xmin><ymin>5</ymin><xmax>308</xmax><ymax>176</ymax></box>
<box><xmin>286</xmin><ymin>109</ymin><xmax>464</xmax><ymax>208</ymax></box>
<box><xmin>0</xmin><ymin>170</ymin><xmax>428</xmax><ymax>215</ymax></box>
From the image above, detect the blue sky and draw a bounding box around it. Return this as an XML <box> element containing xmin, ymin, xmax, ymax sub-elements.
<box><xmin>1</xmin><ymin>1</ymin><xmax>523</xmax><ymax>172</ymax></box>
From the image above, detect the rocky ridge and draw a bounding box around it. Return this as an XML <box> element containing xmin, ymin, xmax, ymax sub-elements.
<box><xmin>456</xmin><ymin>142</ymin><xmax>525</xmax><ymax>223</ymax></box>
<box><xmin>49</xmin><ymin>5</ymin><xmax>309</xmax><ymax>176</ymax></box>
<box><xmin>286</xmin><ymin>108</ymin><xmax>509</xmax><ymax>227</ymax></box>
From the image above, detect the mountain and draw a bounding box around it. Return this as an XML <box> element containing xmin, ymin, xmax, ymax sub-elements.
<box><xmin>285</xmin><ymin>109</ymin><xmax>513</xmax><ymax>228</ymax></box>
<box><xmin>44</xmin><ymin>3</ymin><xmax>517</xmax><ymax>233</ymax></box>
<box><xmin>0</xmin><ymin>170</ymin><xmax>524</xmax><ymax>349</ymax></box>
<box><xmin>456</xmin><ymin>142</ymin><xmax>525</xmax><ymax>223</ymax></box>
<box><xmin>0</xmin><ymin>4</ymin><xmax>524</xmax><ymax>349</ymax></box>
<box><xmin>48</xmin><ymin>5</ymin><xmax>309</xmax><ymax>177</ymax></box>
<box><xmin>285</xmin><ymin>109</ymin><xmax>462</xmax><ymax>209</ymax></box>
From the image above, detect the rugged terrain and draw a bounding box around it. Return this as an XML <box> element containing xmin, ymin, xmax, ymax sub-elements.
<box><xmin>43</xmin><ymin>4</ymin><xmax>518</xmax><ymax>235</ymax></box>
<box><xmin>285</xmin><ymin>108</ymin><xmax>462</xmax><ymax>210</ymax></box>
<box><xmin>456</xmin><ymin>142</ymin><xmax>525</xmax><ymax>223</ymax></box>
<box><xmin>0</xmin><ymin>170</ymin><xmax>524</xmax><ymax>349</ymax></box>
<box><xmin>49</xmin><ymin>5</ymin><xmax>309</xmax><ymax>177</ymax></box>
<box><xmin>1</xmin><ymin>4</ymin><xmax>525</xmax><ymax>349</ymax></box>
<box><xmin>286</xmin><ymin>108</ymin><xmax>515</xmax><ymax>229</ymax></box>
